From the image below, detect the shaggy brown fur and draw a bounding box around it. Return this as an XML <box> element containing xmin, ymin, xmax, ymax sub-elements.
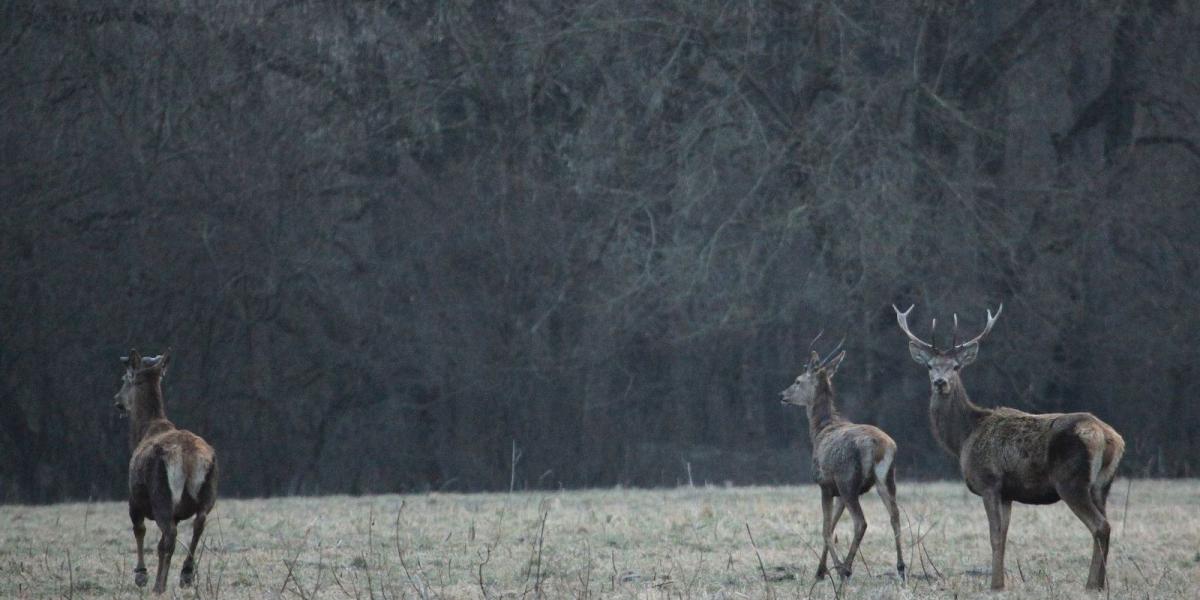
<box><xmin>115</xmin><ymin>349</ymin><xmax>217</xmax><ymax>594</ymax></box>
<box><xmin>895</xmin><ymin>305</ymin><xmax>1124</xmax><ymax>590</ymax></box>
<box><xmin>781</xmin><ymin>349</ymin><xmax>905</xmax><ymax>581</ymax></box>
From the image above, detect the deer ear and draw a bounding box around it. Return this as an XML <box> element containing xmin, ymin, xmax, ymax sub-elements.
<box><xmin>823</xmin><ymin>351</ymin><xmax>846</xmax><ymax>378</ymax></box>
<box><xmin>908</xmin><ymin>342</ymin><xmax>932</xmax><ymax>366</ymax></box>
<box><xmin>808</xmin><ymin>351</ymin><xmax>820</xmax><ymax>370</ymax></box>
<box><xmin>127</xmin><ymin>349</ymin><xmax>143</xmax><ymax>370</ymax></box>
<box><xmin>956</xmin><ymin>342</ymin><xmax>980</xmax><ymax>366</ymax></box>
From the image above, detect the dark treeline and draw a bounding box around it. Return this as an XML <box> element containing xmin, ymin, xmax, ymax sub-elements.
<box><xmin>2</xmin><ymin>1</ymin><xmax>1199</xmax><ymax>502</ymax></box>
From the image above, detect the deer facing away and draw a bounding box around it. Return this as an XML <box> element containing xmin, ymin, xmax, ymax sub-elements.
<box><xmin>114</xmin><ymin>349</ymin><xmax>217</xmax><ymax>594</ymax></box>
<box><xmin>894</xmin><ymin>305</ymin><xmax>1123</xmax><ymax>590</ymax></box>
<box><xmin>780</xmin><ymin>340</ymin><xmax>905</xmax><ymax>581</ymax></box>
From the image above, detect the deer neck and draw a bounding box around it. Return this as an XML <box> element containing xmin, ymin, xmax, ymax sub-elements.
<box><xmin>928</xmin><ymin>377</ymin><xmax>989</xmax><ymax>457</ymax></box>
<box><xmin>130</xmin><ymin>383</ymin><xmax>172</xmax><ymax>450</ymax></box>
<box><xmin>806</xmin><ymin>376</ymin><xmax>842</xmax><ymax>444</ymax></box>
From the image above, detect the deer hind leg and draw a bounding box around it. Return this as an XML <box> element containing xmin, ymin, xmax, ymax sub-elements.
<box><xmin>151</xmin><ymin>515</ymin><xmax>177</xmax><ymax>594</ymax></box>
<box><xmin>180</xmin><ymin>470</ymin><xmax>216</xmax><ymax>587</ymax></box>
<box><xmin>876</xmin><ymin>466</ymin><xmax>906</xmax><ymax>580</ymax></box>
<box><xmin>1058</xmin><ymin>484</ymin><xmax>1110</xmax><ymax>590</ymax></box>
<box><xmin>129</xmin><ymin>506</ymin><xmax>149</xmax><ymax>588</ymax></box>
<box><xmin>836</xmin><ymin>485</ymin><xmax>868</xmax><ymax>580</ymax></box>
<box><xmin>816</xmin><ymin>492</ymin><xmax>845</xmax><ymax>579</ymax></box>
<box><xmin>1091</xmin><ymin>477</ymin><xmax>1114</xmax><ymax>518</ymax></box>
<box><xmin>981</xmin><ymin>491</ymin><xmax>1011</xmax><ymax>590</ymax></box>
<box><xmin>150</xmin><ymin>462</ymin><xmax>178</xmax><ymax>594</ymax></box>
<box><xmin>179</xmin><ymin>512</ymin><xmax>206</xmax><ymax>587</ymax></box>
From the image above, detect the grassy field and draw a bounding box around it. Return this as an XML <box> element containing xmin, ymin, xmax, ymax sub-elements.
<box><xmin>2</xmin><ymin>479</ymin><xmax>1198</xmax><ymax>599</ymax></box>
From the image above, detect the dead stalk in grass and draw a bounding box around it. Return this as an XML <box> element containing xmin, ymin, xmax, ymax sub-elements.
<box><xmin>392</xmin><ymin>500</ymin><xmax>431</xmax><ymax>600</ymax></box>
<box><xmin>476</xmin><ymin>546</ymin><xmax>491</xmax><ymax>599</ymax></box>
<box><xmin>522</xmin><ymin>502</ymin><xmax>551</xmax><ymax>598</ymax></box>
<box><xmin>278</xmin><ymin>522</ymin><xmax>314</xmax><ymax>599</ymax></box>
<box><xmin>1122</xmin><ymin>477</ymin><xmax>1133</xmax><ymax>537</ymax></box>
<box><xmin>745</xmin><ymin>523</ymin><xmax>776</xmax><ymax>600</ymax></box>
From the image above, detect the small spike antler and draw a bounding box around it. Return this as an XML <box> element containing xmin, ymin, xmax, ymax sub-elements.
<box><xmin>817</xmin><ymin>335</ymin><xmax>846</xmax><ymax>370</ymax></box>
<box><xmin>953</xmin><ymin>304</ymin><xmax>1003</xmax><ymax>350</ymax></box>
<box><xmin>806</xmin><ymin>330</ymin><xmax>824</xmax><ymax>371</ymax></box>
<box><xmin>893</xmin><ymin>304</ymin><xmax>935</xmax><ymax>351</ymax></box>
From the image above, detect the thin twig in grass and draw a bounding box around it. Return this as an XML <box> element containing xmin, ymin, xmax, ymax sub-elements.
<box><xmin>307</xmin><ymin>541</ymin><xmax>327</xmax><ymax>600</ymax></box>
<box><xmin>744</xmin><ymin>523</ymin><xmax>776</xmax><ymax>600</ymax></box>
<box><xmin>522</xmin><ymin>503</ymin><xmax>550</xmax><ymax>598</ymax></box>
<box><xmin>65</xmin><ymin>548</ymin><xmax>73</xmax><ymax>600</ymax></box>
<box><xmin>908</xmin><ymin>515</ymin><xmax>944</xmax><ymax>583</ymax></box>
<box><xmin>576</xmin><ymin>539</ymin><xmax>594</xmax><ymax>599</ymax></box>
<box><xmin>609</xmin><ymin>550</ymin><xmax>617</xmax><ymax>592</ymax></box>
<box><xmin>1128</xmin><ymin>556</ymin><xmax>1153</xmax><ymax>589</ymax></box>
<box><xmin>510</xmin><ymin>441</ymin><xmax>522</xmax><ymax>493</ymax></box>
<box><xmin>365</xmin><ymin>506</ymin><xmax>377</xmax><ymax>600</ymax></box>
<box><xmin>684</xmin><ymin>550</ymin><xmax>706</xmax><ymax>597</ymax></box>
<box><xmin>1122</xmin><ymin>477</ymin><xmax>1133</xmax><ymax>537</ymax></box>
<box><xmin>393</xmin><ymin>500</ymin><xmax>430</xmax><ymax>600</ymax></box>
<box><xmin>476</xmin><ymin>545</ymin><xmax>491</xmax><ymax>599</ymax></box>
<box><xmin>330</xmin><ymin>560</ymin><xmax>356</xmax><ymax>599</ymax></box>
<box><xmin>918</xmin><ymin>534</ymin><xmax>944</xmax><ymax>582</ymax></box>
<box><xmin>279</xmin><ymin>522</ymin><xmax>314</xmax><ymax>600</ymax></box>
<box><xmin>855</xmin><ymin>544</ymin><xmax>874</xmax><ymax>578</ymax></box>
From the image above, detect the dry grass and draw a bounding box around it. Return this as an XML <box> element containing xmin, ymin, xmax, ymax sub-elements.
<box><xmin>2</xmin><ymin>479</ymin><xmax>1198</xmax><ymax>599</ymax></box>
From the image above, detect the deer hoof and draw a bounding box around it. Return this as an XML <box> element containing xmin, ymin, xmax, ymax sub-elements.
<box><xmin>836</xmin><ymin>564</ymin><xmax>852</xmax><ymax>580</ymax></box>
<box><xmin>897</xmin><ymin>562</ymin><xmax>907</xmax><ymax>581</ymax></box>
<box><xmin>814</xmin><ymin>565</ymin><xmax>829</xmax><ymax>580</ymax></box>
<box><xmin>133</xmin><ymin>568</ymin><xmax>148</xmax><ymax>587</ymax></box>
<box><xmin>180</xmin><ymin>567</ymin><xmax>194</xmax><ymax>587</ymax></box>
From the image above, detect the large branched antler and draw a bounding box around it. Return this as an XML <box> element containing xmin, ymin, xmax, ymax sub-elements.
<box><xmin>953</xmin><ymin>305</ymin><xmax>1003</xmax><ymax>350</ymax></box>
<box><xmin>893</xmin><ymin>304</ymin><xmax>935</xmax><ymax>351</ymax></box>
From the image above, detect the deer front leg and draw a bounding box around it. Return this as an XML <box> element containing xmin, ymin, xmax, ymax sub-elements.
<box><xmin>129</xmin><ymin>508</ymin><xmax>148</xmax><ymax>588</ymax></box>
<box><xmin>981</xmin><ymin>492</ymin><xmax>1009</xmax><ymax>590</ymax></box>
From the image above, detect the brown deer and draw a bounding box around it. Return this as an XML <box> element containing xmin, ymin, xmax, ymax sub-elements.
<box><xmin>780</xmin><ymin>337</ymin><xmax>905</xmax><ymax>581</ymax></box>
<box><xmin>114</xmin><ymin>349</ymin><xmax>217</xmax><ymax>594</ymax></box>
<box><xmin>893</xmin><ymin>305</ymin><xmax>1124</xmax><ymax>590</ymax></box>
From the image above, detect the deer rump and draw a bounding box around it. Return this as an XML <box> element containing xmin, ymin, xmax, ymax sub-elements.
<box><xmin>129</xmin><ymin>430</ymin><xmax>216</xmax><ymax>520</ymax></box>
<box><xmin>959</xmin><ymin>409</ymin><xmax>1123</xmax><ymax>505</ymax></box>
<box><xmin>812</xmin><ymin>424</ymin><xmax>896</xmax><ymax>496</ymax></box>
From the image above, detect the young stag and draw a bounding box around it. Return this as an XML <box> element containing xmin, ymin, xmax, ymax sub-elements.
<box><xmin>780</xmin><ymin>339</ymin><xmax>905</xmax><ymax>581</ymax></box>
<box><xmin>114</xmin><ymin>349</ymin><xmax>217</xmax><ymax>594</ymax></box>
<box><xmin>894</xmin><ymin>305</ymin><xmax>1124</xmax><ymax>590</ymax></box>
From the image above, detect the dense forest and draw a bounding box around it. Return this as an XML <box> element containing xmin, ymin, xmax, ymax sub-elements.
<box><xmin>2</xmin><ymin>1</ymin><xmax>1198</xmax><ymax>502</ymax></box>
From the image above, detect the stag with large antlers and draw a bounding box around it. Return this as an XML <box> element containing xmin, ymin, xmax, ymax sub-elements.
<box><xmin>114</xmin><ymin>349</ymin><xmax>217</xmax><ymax>594</ymax></box>
<box><xmin>780</xmin><ymin>336</ymin><xmax>905</xmax><ymax>581</ymax></box>
<box><xmin>894</xmin><ymin>305</ymin><xmax>1123</xmax><ymax>590</ymax></box>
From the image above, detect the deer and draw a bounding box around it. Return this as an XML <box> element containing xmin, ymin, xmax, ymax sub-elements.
<box><xmin>113</xmin><ymin>349</ymin><xmax>217</xmax><ymax>594</ymax></box>
<box><xmin>780</xmin><ymin>336</ymin><xmax>905</xmax><ymax>582</ymax></box>
<box><xmin>893</xmin><ymin>305</ymin><xmax>1124</xmax><ymax>590</ymax></box>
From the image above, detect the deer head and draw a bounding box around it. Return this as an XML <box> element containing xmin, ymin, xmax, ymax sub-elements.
<box><xmin>780</xmin><ymin>333</ymin><xmax>846</xmax><ymax>407</ymax></box>
<box><xmin>114</xmin><ymin>348</ymin><xmax>170</xmax><ymax>416</ymax></box>
<box><xmin>893</xmin><ymin>304</ymin><xmax>1001</xmax><ymax>396</ymax></box>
